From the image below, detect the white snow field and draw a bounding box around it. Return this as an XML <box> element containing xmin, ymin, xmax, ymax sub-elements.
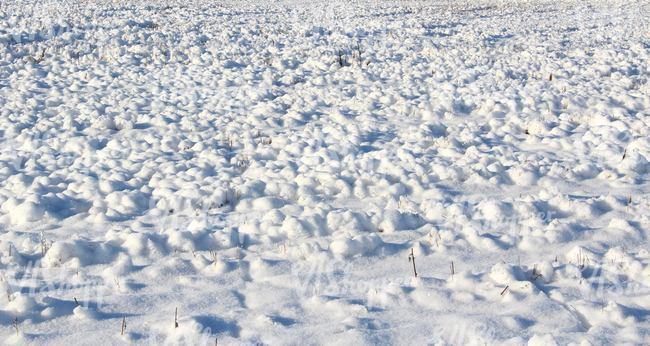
<box><xmin>1</xmin><ymin>0</ymin><xmax>650</xmax><ymax>344</ymax></box>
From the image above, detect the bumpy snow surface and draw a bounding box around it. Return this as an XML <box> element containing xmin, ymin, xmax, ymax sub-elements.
<box><xmin>1</xmin><ymin>0</ymin><xmax>650</xmax><ymax>344</ymax></box>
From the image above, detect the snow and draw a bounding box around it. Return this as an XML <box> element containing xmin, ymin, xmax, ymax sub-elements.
<box><xmin>0</xmin><ymin>0</ymin><xmax>650</xmax><ymax>344</ymax></box>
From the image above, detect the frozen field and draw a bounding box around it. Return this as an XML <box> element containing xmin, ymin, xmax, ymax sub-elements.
<box><xmin>1</xmin><ymin>0</ymin><xmax>650</xmax><ymax>344</ymax></box>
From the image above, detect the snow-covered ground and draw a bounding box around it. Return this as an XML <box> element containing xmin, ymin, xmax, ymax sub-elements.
<box><xmin>1</xmin><ymin>0</ymin><xmax>650</xmax><ymax>344</ymax></box>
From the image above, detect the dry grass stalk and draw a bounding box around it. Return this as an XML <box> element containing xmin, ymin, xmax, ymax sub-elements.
<box><xmin>408</xmin><ymin>248</ymin><xmax>417</xmax><ymax>278</ymax></box>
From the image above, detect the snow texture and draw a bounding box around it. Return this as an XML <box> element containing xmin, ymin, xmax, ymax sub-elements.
<box><xmin>0</xmin><ymin>0</ymin><xmax>650</xmax><ymax>345</ymax></box>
